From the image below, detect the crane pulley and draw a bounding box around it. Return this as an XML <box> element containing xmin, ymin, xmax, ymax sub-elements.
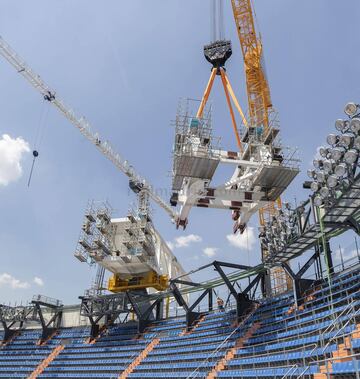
<box><xmin>0</xmin><ymin>35</ymin><xmax>177</xmax><ymax>224</ymax></box>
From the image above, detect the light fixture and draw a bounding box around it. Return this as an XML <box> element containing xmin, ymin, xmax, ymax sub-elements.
<box><xmin>319</xmin><ymin>186</ymin><xmax>330</xmax><ymax>198</ymax></box>
<box><xmin>335</xmin><ymin>119</ymin><xmax>348</xmax><ymax>132</ymax></box>
<box><xmin>344</xmin><ymin>149</ymin><xmax>358</xmax><ymax>164</ymax></box>
<box><xmin>344</xmin><ymin>102</ymin><xmax>358</xmax><ymax>117</ymax></box>
<box><xmin>313</xmin><ymin>159</ymin><xmax>323</xmax><ymax>169</ymax></box>
<box><xmin>354</xmin><ymin>136</ymin><xmax>360</xmax><ymax>150</ymax></box>
<box><xmin>350</xmin><ymin>118</ymin><xmax>360</xmax><ymax>134</ymax></box>
<box><xmin>329</xmin><ymin>147</ymin><xmax>344</xmax><ymax>162</ymax></box>
<box><xmin>327</xmin><ymin>134</ymin><xmax>339</xmax><ymax>146</ymax></box>
<box><xmin>307</xmin><ymin>168</ymin><xmax>316</xmax><ymax>178</ymax></box>
<box><xmin>310</xmin><ymin>181</ymin><xmax>320</xmax><ymax>192</ymax></box>
<box><xmin>314</xmin><ymin>196</ymin><xmax>323</xmax><ymax>207</ymax></box>
<box><xmin>316</xmin><ymin>171</ymin><xmax>326</xmax><ymax>183</ymax></box>
<box><xmin>319</xmin><ymin>146</ymin><xmax>330</xmax><ymax>158</ymax></box>
<box><xmin>339</xmin><ymin>134</ymin><xmax>354</xmax><ymax>148</ymax></box>
<box><xmin>327</xmin><ymin>174</ymin><xmax>338</xmax><ymax>189</ymax></box>
<box><xmin>323</xmin><ymin>160</ymin><xmax>334</xmax><ymax>174</ymax></box>
<box><xmin>334</xmin><ymin>163</ymin><xmax>347</xmax><ymax>178</ymax></box>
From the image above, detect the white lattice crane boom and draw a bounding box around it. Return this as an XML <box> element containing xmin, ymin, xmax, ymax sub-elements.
<box><xmin>0</xmin><ymin>35</ymin><xmax>177</xmax><ymax>222</ymax></box>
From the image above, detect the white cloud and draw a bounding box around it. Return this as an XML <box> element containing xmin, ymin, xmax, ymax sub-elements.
<box><xmin>33</xmin><ymin>277</ymin><xmax>44</xmax><ymax>287</ymax></box>
<box><xmin>203</xmin><ymin>247</ymin><xmax>218</xmax><ymax>258</ymax></box>
<box><xmin>227</xmin><ymin>227</ymin><xmax>256</xmax><ymax>250</ymax></box>
<box><xmin>0</xmin><ymin>273</ymin><xmax>30</xmax><ymax>289</ymax></box>
<box><xmin>0</xmin><ymin>134</ymin><xmax>30</xmax><ymax>186</ymax></box>
<box><xmin>170</xmin><ymin>234</ymin><xmax>202</xmax><ymax>249</ymax></box>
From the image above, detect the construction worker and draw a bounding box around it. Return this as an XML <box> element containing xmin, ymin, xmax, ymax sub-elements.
<box><xmin>217</xmin><ymin>296</ymin><xmax>224</xmax><ymax>312</ymax></box>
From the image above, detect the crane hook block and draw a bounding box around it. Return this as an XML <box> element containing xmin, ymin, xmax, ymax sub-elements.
<box><xmin>204</xmin><ymin>40</ymin><xmax>232</xmax><ymax>69</ymax></box>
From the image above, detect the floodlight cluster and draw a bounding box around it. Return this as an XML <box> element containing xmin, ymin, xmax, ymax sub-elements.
<box><xmin>259</xmin><ymin>203</ymin><xmax>304</xmax><ymax>255</ymax></box>
<box><xmin>308</xmin><ymin>102</ymin><xmax>360</xmax><ymax>207</ymax></box>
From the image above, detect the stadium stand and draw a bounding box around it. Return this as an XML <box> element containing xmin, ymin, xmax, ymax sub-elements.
<box><xmin>1</xmin><ymin>264</ymin><xmax>360</xmax><ymax>378</ymax></box>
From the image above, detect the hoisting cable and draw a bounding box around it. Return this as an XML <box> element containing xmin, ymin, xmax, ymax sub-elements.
<box><xmin>219</xmin><ymin>0</ymin><xmax>224</xmax><ymax>40</ymax></box>
<box><xmin>211</xmin><ymin>0</ymin><xmax>216</xmax><ymax>42</ymax></box>
<box><xmin>27</xmin><ymin>91</ymin><xmax>54</xmax><ymax>187</ymax></box>
<box><xmin>27</xmin><ymin>150</ymin><xmax>39</xmax><ymax>187</ymax></box>
<box><xmin>210</xmin><ymin>0</ymin><xmax>225</xmax><ymax>42</ymax></box>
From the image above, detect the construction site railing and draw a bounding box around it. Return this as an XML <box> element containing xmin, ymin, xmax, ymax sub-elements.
<box><xmin>185</xmin><ymin>305</ymin><xmax>259</xmax><ymax>379</ymax></box>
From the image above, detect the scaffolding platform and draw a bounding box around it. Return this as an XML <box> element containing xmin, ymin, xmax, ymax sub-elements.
<box><xmin>172</xmin><ymin>155</ymin><xmax>219</xmax><ymax>191</ymax></box>
<box><xmin>254</xmin><ymin>165</ymin><xmax>300</xmax><ymax>201</ymax></box>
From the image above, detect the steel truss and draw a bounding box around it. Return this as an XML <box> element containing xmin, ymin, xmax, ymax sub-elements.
<box><xmin>0</xmin><ymin>295</ymin><xmax>63</xmax><ymax>343</ymax></box>
<box><xmin>263</xmin><ymin>173</ymin><xmax>360</xmax><ymax>265</ymax></box>
<box><xmin>31</xmin><ymin>295</ymin><xmax>63</xmax><ymax>342</ymax></box>
<box><xmin>170</xmin><ymin>261</ymin><xmax>258</xmax><ymax>329</ymax></box>
<box><xmin>79</xmin><ymin>292</ymin><xmax>128</xmax><ymax>338</ymax></box>
<box><xmin>80</xmin><ymin>290</ymin><xmax>164</xmax><ymax>337</ymax></box>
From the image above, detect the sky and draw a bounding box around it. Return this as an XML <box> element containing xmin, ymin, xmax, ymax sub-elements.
<box><xmin>0</xmin><ymin>0</ymin><xmax>359</xmax><ymax>305</ymax></box>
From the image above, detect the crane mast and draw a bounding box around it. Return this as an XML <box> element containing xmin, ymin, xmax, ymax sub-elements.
<box><xmin>231</xmin><ymin>0</ymin><xmax>272</xmax><ymax>134</ymax></box>
<box><xmin>231</xmin><ymin>0</ymin><xmax>292</xmax><ymax>294</ymax></box>
<box><xmin>0</xmin><ymin>36</ymin><xmax>177</xmax><ymax>223</ymax></box>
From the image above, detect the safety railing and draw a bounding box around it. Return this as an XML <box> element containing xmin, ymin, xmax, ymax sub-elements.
<box><xmin>280</xmin><ymin>364</ymin><xmax>299</xmax><ymax>379</ymax></box>
<box><xmin>322</xmin><ymin>305</ymin><xmax>360</xmax><ymax>354</ymax></box>
<box><xmin>185</xmin><ymin>304</ymin><xmax>259</xmax><ymax>378</ymax></box>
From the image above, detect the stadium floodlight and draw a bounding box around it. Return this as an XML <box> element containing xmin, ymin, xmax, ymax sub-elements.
<box><xmin>310</xmin><ymin>181</ymin><xmax>320</xmax><ymax>192</ymax></box>
<box><xmin>339</xmin><ymin>134</ymin><xmax>354</xmax><ymax>148</ymax></box>
<box><xmin>307</xmin><ymin>168</ymin><xmax>316</xmax><ymax>178</ymax></box>
<box><xmin>344</xmin><ymin>102</ymin><xmax>358</xmax><ymax>117</ymax></box>
<box><xmin>319</xmin><ymin>147</ymin><xmax>329</xmax><ymax>158</ymax></box>
<box><xmin>316</xmin><ymin>171</ymin><xmax>326</xmax><ymax>183</ymax></box>
<box><xmin>327</xmin><ymin>134</ymin><xmax>340</xmax><ymax>146</ymax></box>
<box><xmin>327</xmin><ymin>174</ymin><xmax>338</xmax><ymax>188</ymax></box>
<box><xmin>319</xmin><ymin>186</ymin><xmax>330</xmax><ymax>198</ymax></box>
<box><xmin>354</xmin><ymin>136</ymin><xmax>360</xmax><ymax>150</ymax></box>
<box><xmin>323</xmin><ymin>160</ymin><xmax>334</xmax><ymax>174</ymax></box>
<box><xmin>344</xmin><ymin>149</ymin><xmax>358</xmax><ymax>165</ymax></box>
<box><xmin>334</xmin><ymin>163</ymin><xmax>347</xmax><ymax>178</ymax></box>
<box><xmin>313</xmin><ymin>159</ymin><xmax>323</xmax><ymax>169</ymax></box>
<box><xmin>350</xmin><ymin>118</ymin><xmax>360</xmax><ymax>134</ymax></box>
<box><xmin>335</xmin><ymin>119</ymin><xmax>348</xmax><ymax>132</ymax></box>
<box><xmin>330</xmin><ymin>147</ymin><xmax>344</xmax><ymax>162</ymax></box>
<box><xmin>314</xmin><ymin>196</ymin><xmax>323</xmax><ymax>207</ymax></box>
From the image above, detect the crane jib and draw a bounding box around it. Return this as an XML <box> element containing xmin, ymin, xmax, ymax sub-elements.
<box><xmin>0</xmin><ymin>35</ymin><xmax>177</xmax><ymax>223</ymax></box>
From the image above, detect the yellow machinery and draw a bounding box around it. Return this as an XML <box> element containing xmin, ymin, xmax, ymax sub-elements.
<box><xmin>231</xmin><ymin>0</ymin><xmax>291</xmax><ymax>293</ymax></box>
<box><xmin>108</xmin><ymin>271</ymin><xmax>169</xmax><ymax>293</ymax></box>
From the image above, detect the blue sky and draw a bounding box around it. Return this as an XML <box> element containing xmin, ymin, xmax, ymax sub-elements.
<box><xmin>0</xmin><ymin>0</ymin><xmax>359</xmax><ymax>304</ymax></box>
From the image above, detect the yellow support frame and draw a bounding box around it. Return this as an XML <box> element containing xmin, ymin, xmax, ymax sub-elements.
<box><xmin>108</xmin><ymin>271</ymin><xmax>169</xmax><ymax>293</ymax></box>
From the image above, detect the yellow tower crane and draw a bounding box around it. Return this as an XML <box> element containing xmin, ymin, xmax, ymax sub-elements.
<box><xmin>230</xmin><ymin>0</ymin><xmax>291</xmax><ymax>294</ymax></box>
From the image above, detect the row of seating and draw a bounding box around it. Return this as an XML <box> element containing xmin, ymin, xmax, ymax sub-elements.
<box><xmin>1</xmin><ymin>264</ymin><xmax>360</xmax><ymax>378</ymax></box>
